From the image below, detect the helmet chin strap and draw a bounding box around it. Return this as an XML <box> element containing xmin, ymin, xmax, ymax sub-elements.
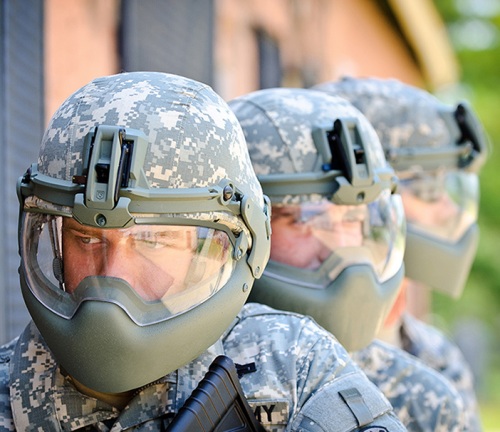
<box><xmin>66</xmin><ymin>373</ymin><xmax>134</xmax><ymax>410</ymax></box>
<box><xmin>52</xmin><ymin>257</ymin><xmax>64</xmax><ymax>286</ymax></box>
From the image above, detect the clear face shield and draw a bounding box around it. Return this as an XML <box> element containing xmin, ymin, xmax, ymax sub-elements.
<box><xmin>400</xmin><ymin>169</ymin><xmax>479</xmax><ymax>244</ymax></box>
<box><xmin>21</xmin><ymin>209</ymin><xmax>237</xmax><ymax>325</ymax></box>
<box><xmin>254</xmin><ymin>190</ymin><xmax>405</xmax><ymax>351</ymax></box>
<box><xmin>18</xmin><ymin>126</ymin><xmax>271</xmax><ymax>328</ymax></box>
<box><xmin>398</xmin><ymin>169</ymin><xmax>480</xmax><ymax>297</ymax></box>
<box><xmin>269</xmin><ymin>190</ymin><xmax>405</xmax><ymax>285</ymax></box>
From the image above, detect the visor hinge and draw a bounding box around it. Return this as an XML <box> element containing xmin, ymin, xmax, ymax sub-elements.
<box><xmin>80</xmin><ymin>126</ymin><xmax>134</xmax><ymax>210</ymax></box>
<box><xmin>316</xmin><ymin>118</ymin><xmax>381</xmax><ymax>204</ymax></box>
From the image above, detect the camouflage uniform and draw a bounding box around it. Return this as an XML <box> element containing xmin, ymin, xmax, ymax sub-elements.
<box><xmin>401</xmin><ymin>313</ymin><xmax>481</xmax><ymax>431</ymax></box>
<box><xmin>352</xmin><ymin>339</ymin><xmax>466</xmax><ymax>431</ymax></box>
<box><xmin>0</xmin><ymin>303</ymin><xmax>404</xmax><ymax>431</ymax></box>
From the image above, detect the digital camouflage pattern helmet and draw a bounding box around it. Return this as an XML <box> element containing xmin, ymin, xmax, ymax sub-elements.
<box><xmin>17</xmin><ymin>72</ymin><xmax>271</xmax><ymax>393</ymax></box>
<box><xmin>230</xmin><ymin>88</ymin><xmax>406</xmax><ymax>351</ymax></box>
<box><xmin>314</xmin><ymin>77</ymin><xmax>489</xmax><ymax>298</ymax></box>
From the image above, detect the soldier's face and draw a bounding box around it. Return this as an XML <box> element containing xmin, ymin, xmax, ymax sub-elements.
<box><xmin>270</xmin><ymin>202</ymin><xmax>364</xmax><ymax>270</ymax></box>
<box><xmin>402</xmin><ymin>189</ymin><xmax>460</xmax><ymax>228</ymax></box>
<box><xmin>62</xmin><ymin>217</ymin><xmax>196</xmax><ymax>301</ymax></box>
<box><xmin>399</xmin><ymin>170</ymin><xmax>478</xmax><ymax>242</ymax></box>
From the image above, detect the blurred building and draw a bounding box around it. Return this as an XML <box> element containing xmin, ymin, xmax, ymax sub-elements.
<box><xmin>0</xmin><ymin>0</ymin><xmax>459</xmax><ymax>344</ymax></box>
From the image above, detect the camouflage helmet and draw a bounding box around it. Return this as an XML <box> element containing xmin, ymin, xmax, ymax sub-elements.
<box><xmin>17</xmin><ymin>72</ymin><xmax>270</xmax><ymax>393</ymax></box>
<box><xmin>314</xmin><ymin>77</ymin><xmax>489</xmax><ymax>298</ymax></box>
<box><xmin>230</xmin><ymin>88</ymin><xmax>406</xmax><ymax>351</ymax></box>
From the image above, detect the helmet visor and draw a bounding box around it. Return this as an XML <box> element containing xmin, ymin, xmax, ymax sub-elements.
<box><xmin>400</xmin><ymin>170</ymin><xmax>478</xmax><ymax>243</ymax></box>
<box><xmin>269</xmin><ymin>190</ymin><xmax>405</xmax><ymax>284</ymax></box>
<box><xmin>21</xmin><ymin>212</ymin><xmax>236</xmax><ymax>325</ymax></box>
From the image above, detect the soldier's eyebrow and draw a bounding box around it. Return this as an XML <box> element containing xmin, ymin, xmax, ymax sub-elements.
<box><xmin>62</xmin><ymin>218</ymin><xmax>98</xmax><ymax>233</ymax></box>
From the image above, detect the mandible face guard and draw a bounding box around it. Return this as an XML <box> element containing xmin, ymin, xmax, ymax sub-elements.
<box><xmin>18</xmin><ymin>126</ymin><xmax>271</xmax><ymax>393</ymax></box>
<box><xmin>249</xmin><ymin>117</ymin><xmax>405</xmax><ymax>351</ymax></box>
<box><xmin>400</xmin><ymin>169</ymin><xmax>480</xmax><ymax>298</ymax></box>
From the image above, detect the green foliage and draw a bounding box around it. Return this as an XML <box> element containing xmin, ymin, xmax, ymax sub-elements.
<box><xmin>478</xmin><ymin>359</ymin><xmax>500</xmax><ymax>424</ymax></box>
<box><xmin>435</xmin><ymin>0</ymin><xmax>463</xmax><ymax>21</ymax></box>
<box><xmin>432</xmin><ymin>3</ymin><xmax>500</xmax><ymax>427</ymax></box>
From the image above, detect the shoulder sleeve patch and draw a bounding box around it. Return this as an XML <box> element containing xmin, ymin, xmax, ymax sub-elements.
<box><xmin>289</xmin><ymin>371</ymin><xmax>406</xmax><ymax>431</ymax></box>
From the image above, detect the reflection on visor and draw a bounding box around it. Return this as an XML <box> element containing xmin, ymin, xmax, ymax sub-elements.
<box><xmin>270</xmin><ymin>190</ymin><xmax>405</xmax><ymax>283</ymax></box>
<box><xmin>21</xmin><ymin>213</ymin><xmax>235</xmax><ymax>325</ymax></box>
<box><xmin>400</xmin><ymin>170</ymin><xmax>478</xmax><ymax>243</ymax></box>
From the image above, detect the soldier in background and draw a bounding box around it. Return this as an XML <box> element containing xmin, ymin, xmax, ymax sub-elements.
<box><xmin>315</xmin><ymin>76</ymin><xmax>488</xmax><ymax>431</ymax></box>
<box><xmin>230</xmin><ymin>86</ymin><xmax>467</xmax><ymax>431</ymax></box>
<box><xmin>0</xmin><ymin>71</ymin><xmax>406</xmax><ymax>431</ymax></box>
